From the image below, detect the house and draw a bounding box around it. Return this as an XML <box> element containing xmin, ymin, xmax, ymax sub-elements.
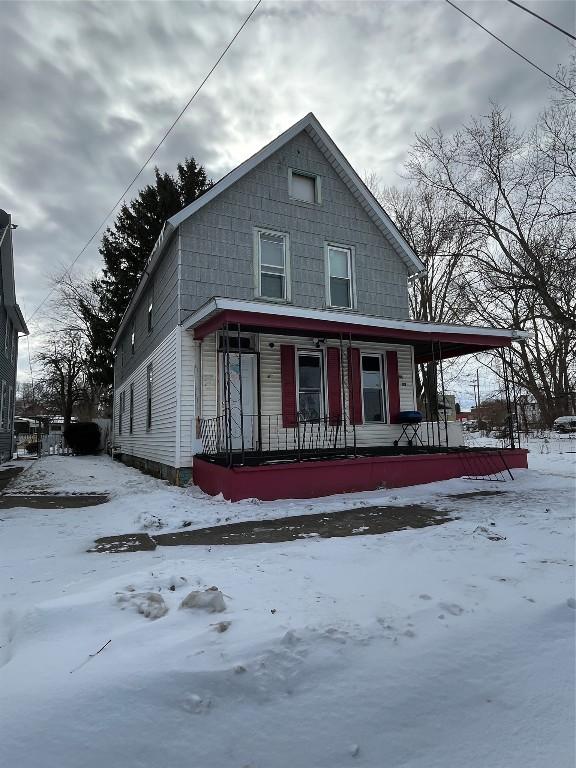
<box><xmin>0</xmin><ymin>210</ymin><xmax>29</xmax><ymax>463</ymax></box>
<box><xmin>111</xmin><ymin>114</ymin><xmax>528</xmax><ymax>500</ymax></box>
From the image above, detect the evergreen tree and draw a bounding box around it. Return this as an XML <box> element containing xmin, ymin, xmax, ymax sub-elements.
<box><xmin>83</xmin><ymin>158</ymin><xmax>211</xmax><ymax>395</ymax></box>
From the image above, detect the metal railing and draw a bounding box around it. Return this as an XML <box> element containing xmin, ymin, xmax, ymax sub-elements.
<box><xmin>199</xmin><ymin>412</ymin><xmax>359</xmax><ymax>464</ymax></box>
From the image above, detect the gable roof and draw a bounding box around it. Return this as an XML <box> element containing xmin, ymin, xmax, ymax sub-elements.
<box><xmin>112</xmin><ymin>113</ymin><xmax>425</xmax><ymax>350</ymax></box>
<box><xmin>0</xmin><ymin>210</ymin><xmax>29</xmax><ymax>335</ymax></box>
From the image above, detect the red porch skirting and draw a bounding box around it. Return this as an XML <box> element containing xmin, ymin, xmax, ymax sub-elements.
<box><xmin>193</xmin><ymin>449</ymin><xmax>529</xmax><ymax>502</ymax></box>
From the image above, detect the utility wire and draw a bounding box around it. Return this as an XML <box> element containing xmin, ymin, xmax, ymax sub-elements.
<box><xmin>445</xmin><ymin>0</ymin><xmax>575</xmax><ymax>94</ymax></box>
<box><xmin>26</xmin><ymin>0</ymin><xmax>262</xmax><ymax>325</ymax></box>
<box><xmin>505</xmin><ymin>0</ymin><xmax>576</xmax><ymax>42</ymax></box>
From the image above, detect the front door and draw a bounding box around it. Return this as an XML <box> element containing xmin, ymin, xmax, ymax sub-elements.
<box><xmin>219</xmin><ymin>353</ymin><xmax>256</xmax><ymax>450</ymax></box>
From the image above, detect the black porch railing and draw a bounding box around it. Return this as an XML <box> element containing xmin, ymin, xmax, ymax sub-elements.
<box><xmin>199</xmin><ymin>413</ymin><xmax>357</xmax><ymax>463</ymax></box>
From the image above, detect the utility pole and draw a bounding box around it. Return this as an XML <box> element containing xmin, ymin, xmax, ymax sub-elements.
<box><xmin>476</xmin><ymin>368</ymin><xmax>480</xmax><ymax>408</ymax></box>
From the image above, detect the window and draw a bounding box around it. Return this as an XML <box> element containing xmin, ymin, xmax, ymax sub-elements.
<box><xmin>129</xmin><ymin>383</ymin><xmax>134</xmax><ymax>434</ymax></box>
<box><xmin>289</xmin><ymin>170</ymin><xmax>320</xmax><ymax>204</ymax></box>
<box><xmin>327</xmin><ymin>245</ymin><xmax>354</xmax><ymax>308</ymax></box>
<box><xmin>147</xmin><ymin>292</ymin><xmax>153</xmax><ymax>333</ymax></box>
<box><xmin>131</xmin><ymin>323</ymin><xmax>135</xmax><ymax>355</ymax></box>
<box><xmin>361</xmin><ymin>355</ymin><xmax>386</xmax><ymax>423</ymax></box>
<box><xmin>8</xmin><ymin>386</ymin><xmax>13</xmax><ymax>431</ymax></box>
<box><xmin>120</xmin><ymin>343</ymin><xmax>124</xmax><ymax>367</ymax></box>
<box><xmin>118</xmin><ymin>391</ymin><xmax>125</xmax><ymax>435</ymax></box>
<box><xmin>4</xmin><ymin>318</ymin><xmax>11</xmax><ymax>356</ymax></box>
<box><xmin>1</xmin><ymin>380</ymin><xmax>7</xmax><ymax>430</ymax></box>
<box><xmin>146</xmin><ymin>364</ymin><xmax>153</xmax><ymax>431</ymax></box>
<box><xmin>256</xmin><ymin>229</ymin><xmax>289</xmax><ymax>301</ymax></box>
<box><xmin>11</xmin><ymin>329</ymin><xmax>16</xmax><ymax>362</ymax></box>
<box><xmin>297</xmin><ymin>352</ymin><xmax>324</xmax><ymax>421</ymax></box>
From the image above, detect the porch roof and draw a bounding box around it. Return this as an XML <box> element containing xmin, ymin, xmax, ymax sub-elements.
<box><xmin>184</xmin><ymin>297</ymin><xmax>529</xmax><ymax>362</ymax></box>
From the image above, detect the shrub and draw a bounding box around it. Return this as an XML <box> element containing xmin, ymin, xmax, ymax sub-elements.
<box><xmin>63</xmin><ymin>422</ymin><xmax>101</xmax><ymax>455</ymax></box>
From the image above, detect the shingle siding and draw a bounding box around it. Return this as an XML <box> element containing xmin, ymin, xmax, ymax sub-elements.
<box><xmin>178</xmin><ymin>131</ymin><xmax>409</xmax><ymax>323</ymax></box>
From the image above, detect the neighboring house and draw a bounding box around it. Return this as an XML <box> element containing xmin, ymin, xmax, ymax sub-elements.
<box><xmin>0</xmin><ymin>210</ymin><xmax>29</xmax><ymax>463</ymax></box>
<box><xmin>111</xmin><ymin>114</ymin><xmax>528</xmax><ymax>500</ymax></box>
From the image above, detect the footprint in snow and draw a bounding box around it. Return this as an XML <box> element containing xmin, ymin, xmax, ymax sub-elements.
<box><xmin>438</xmin><ymin>602</ymin><xmax>464</xmax><ymax>616</ymax></box>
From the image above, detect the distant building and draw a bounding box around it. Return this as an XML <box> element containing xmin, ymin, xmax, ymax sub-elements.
<box><xmin>0</xmin><ymin>210</ymin><xmax>29</xmax><ymax>462</ymax></box>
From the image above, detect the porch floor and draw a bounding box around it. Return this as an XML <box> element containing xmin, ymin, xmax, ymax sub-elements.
<box><xmin>196</xmin><ymin>444</ymin><xmax>519</xmax><ymax>468</ymax></box>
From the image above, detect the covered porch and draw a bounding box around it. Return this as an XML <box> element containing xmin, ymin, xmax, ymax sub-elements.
<box><xmin>185</xmin><ymin>298</ymin><xmax>528</xmax><ymax>500</ymax></box>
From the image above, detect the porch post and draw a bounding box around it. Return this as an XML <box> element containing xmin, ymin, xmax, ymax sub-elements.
<box><xmin>223</xmin><ymin>321</ymin><xmax>233</xmax><ymax>467</ymax></box>
<box><xmin>236</xmin><ymin>322</ymin><xmax>245</xmax><ymax>462</ymax></box>
<box><xmin>339</xmin><ymin>333</ymin><xmax>347</xmax><ymax>453</ymax></box>
<box><xmin>348</xmin><ymin>332</ymin><xmax>357</xmax><ymax>458</ymax></box>
<box><xmin>438</xmin><ymin>341</ymin><xmax>449</xmax><ymax>448</ymax></box>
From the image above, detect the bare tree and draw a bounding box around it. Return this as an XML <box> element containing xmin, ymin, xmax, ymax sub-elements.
<box><xmin>406</xmin><ymin>105</ymin><xmax>576</xmax><ymax>333</ymax></box>
<box><xmin>35</xmin><ymin>329</ymin><xmax>89</xmax><ymax>431</ymax></box>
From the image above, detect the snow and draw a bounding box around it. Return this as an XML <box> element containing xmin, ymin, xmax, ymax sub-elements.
<box><xmin>1</xmin><ymin>443</ymin><xmax>574</xmax><ymax>768</ymax></box>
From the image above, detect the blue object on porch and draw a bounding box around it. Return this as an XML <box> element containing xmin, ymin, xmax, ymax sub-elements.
<box><xmin>395</xmin><ymin>411</ymin><xmax>424</xmax><ymax>447</ymax></box>
<box><xmin>398</xmin><ymin>410</ymin><xmax>423</xmax><ymax>424</ymax></box>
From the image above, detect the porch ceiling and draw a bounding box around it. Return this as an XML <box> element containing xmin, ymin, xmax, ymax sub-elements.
<box><xmin>185</xmin><ymin>298</ymin><xmax>529</xmax><ymax>362</ymax></box>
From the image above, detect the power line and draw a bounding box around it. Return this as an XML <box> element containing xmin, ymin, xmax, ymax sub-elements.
<box><xmin>505</xmin><ymin>0</ymin><xmax>576</xmax><ymax>42</ymax></box>
<box><xmin>26</xmin><ymin>0</ymin><xmax>262</xmax><ymax>325</ymax></box>
<box><xmin>445</xmin><ymin>0</ymin><xmax>575</xmax><ymax>94</ymax></box>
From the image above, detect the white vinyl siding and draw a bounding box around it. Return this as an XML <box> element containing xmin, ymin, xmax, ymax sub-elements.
<box><xmin>198</xmin><ymin>332</ymin><xmax>426</xmax><ymax>449</ymax></box>
<box><xmin>113</xmin><ymin>327</ymin><xmax>178</xmax><ymax>467</ymax></box>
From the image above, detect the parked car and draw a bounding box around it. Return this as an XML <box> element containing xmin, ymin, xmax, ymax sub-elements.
<box><xmin>553</xmin><ymin>416</ymin><xmax>576</xmax><ymax>433</ymax></box>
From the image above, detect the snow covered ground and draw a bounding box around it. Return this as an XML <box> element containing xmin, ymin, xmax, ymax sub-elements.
<box><xmin>1</xmin><ymin>442</ymin><xmax>574</xmax><ymax>768</ymax></box>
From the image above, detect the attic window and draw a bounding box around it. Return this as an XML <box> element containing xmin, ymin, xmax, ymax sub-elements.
<box><xmin>289</xmin><ymin>170</ymin><xmax>320</xmax><ymax>204</ymax></box>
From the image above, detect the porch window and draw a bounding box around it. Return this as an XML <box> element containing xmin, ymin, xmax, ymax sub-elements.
<box><xmin>146</xmin><ymin>364</ymin><xmax>153</xmax><ymax>431</ymax></box>
<box><xmin>327</xmin><ymin>245</ymin><xmax>354</xmax><ymax>308</ymax></box>
<box><xmin>361</xmin><ymin>355</ymin><xmax>386</xmax><ymax>423</ymax></box>
<box><xmin>129</xmin><ymin>383</ymin><xmax>134</xmax><ymax>434</ymax></box>
<box><xmin>297</xmin><ymin>352</ymin><xmax>323</xmax><ymax>421</ymax></box>
<box><xmin>256</xmin><ymin>229</ymin><xmax>289</xmax><ymax>301</ymax></box>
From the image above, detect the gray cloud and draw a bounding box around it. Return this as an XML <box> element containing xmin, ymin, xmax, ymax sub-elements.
<box><xmin>0</xmin><ymin>0</ymin><xmax>572</xmax><ymax>379</ymax></box>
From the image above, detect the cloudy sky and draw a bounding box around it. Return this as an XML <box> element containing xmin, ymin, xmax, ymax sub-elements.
<box><xmin>1</xmin><ymin>0</ymin><xmax>573</xmax><ymax>391</ymax></box>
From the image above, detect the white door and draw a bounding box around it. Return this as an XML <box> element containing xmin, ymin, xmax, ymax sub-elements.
<box><xmin>219</xmin><ymin>353</ymin><xmax>256</xmax><ymax>450</ymax></box>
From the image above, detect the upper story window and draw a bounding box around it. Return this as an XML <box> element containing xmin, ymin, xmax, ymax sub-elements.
<box><xmin>131</xmin><ymin>322</ymin><xmax>135</xmax><ymax>355</ymax></box>
<box><xmin>147</xmin><ymin>291</ymin><xmax>154</xmax><ymax>333</ymax></box>
<box><xmin>361</xmin><ymin>354</ymin><xmax>387</xmax><ymax>423</ymax></box>
<box><xmin>11</xmin><ymin>329</ymin><xmax>16</xmax><ymax>362</ymax></box>
<box><xmin>288</xmin><ymin>169</ymin><xmax>321</xmax><ymax>204</ymax></box>
<box><xmin>326</xmin><ymin>244</ymin><xmax>354</xmax><ymax>309</ymax></box>
<box><xmin>4</xmin><ymin>317</ymin><xmax>11</xmax><ymax>357</ymax></box>
<box><xmin>255</xmin><ymin>229</ymin><xmax>290</xmax><ymax>301</ymax></box>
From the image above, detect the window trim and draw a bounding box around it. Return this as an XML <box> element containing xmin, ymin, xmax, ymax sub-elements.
<box><xmin>288</xmin><ymin>168</ymin><xmax>322</xmax><ymax>205</ymax></box>
<box><xmin>11</xmin><ymin>329</ymin><xmax>16</xmax><ymax>362</ymax></box>
<box><xmin>325</xmin><ymin>242</ymin><xmax>356</xmax><ymax>309</ymax></box>
<box><xmin>360</xmin><ymin>353</ymin><xmax>389</xmax><ymax>425</ymax></box>
<box><xmin>254</xmin><ymin>227</ymin><xmax>291</xmax><ymax>302</ymax></box>
<box><xmin>296</xmin><ymin>348</ymin><xmax>326</xmax><ymax>422</ymax></box>
<box><xmin>130</xmin><ymin>322</ymin><xmax>135</xmax><ymax>355</ymax></box>
<box><xmin>146</xmin><ymin>364</ymin><xmax>153</xmax><ymax>432</ymax></box>
<box><xmin>4</xmin><ymin>318</ymin><xmax>10</xmax><ymax>356</ymax></box>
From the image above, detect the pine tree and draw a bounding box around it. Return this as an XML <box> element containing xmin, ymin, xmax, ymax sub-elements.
<box><xmin>83</xmin><ymin>158</ymin><xmax>211</xmax><ymax>395</ymax></box>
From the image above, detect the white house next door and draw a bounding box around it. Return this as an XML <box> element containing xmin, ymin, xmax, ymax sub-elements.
<box><xmin>219</xmin><ymin>353</ymin><xmax>256</xmax><ymax>450</ymax></box>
